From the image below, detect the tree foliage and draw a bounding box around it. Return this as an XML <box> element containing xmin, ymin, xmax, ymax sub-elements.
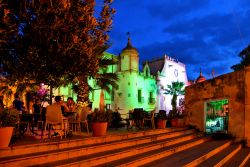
<box><xmin>94</xmin><ymin>55</ymin><xmax>119</xmax><ymax>94</ymax></box>
<box><xmin>231</xmin><ymin>44</ymin><xmax>250</xmax><ymax>71</ymax></box>
<box><xmin>72</xmin><ymin>54</ymin><xmax>119</xmax><ymax>102</ymax></box>
<box><xmin>0</xmin><ymin>0</ymin><xmax>115</xmax><ymax>103</ymax></box>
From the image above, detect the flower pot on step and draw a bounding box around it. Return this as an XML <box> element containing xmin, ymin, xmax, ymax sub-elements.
<box><xmin>0</xmin><ymin>127</ymin><xmax>14</xmax><ymax>148</ymax></box>
<box><xmin>92</xmin><ymin>122</ymin><xmax>108</xmax><ymax>137</ymax></box>
<box><xmin>171</xmin><ymin>118</ymin><xmax>178</xmax><ymax>127</ymax></box>
<box><xmin>177</xmin><ymin>118</ymin><xmax>185</xmax><ymax>127</ymax></box>
<box><xmin>157</xmin><ymin>119</ymin><xmax>166</xmax><ymax>129</ymax></box>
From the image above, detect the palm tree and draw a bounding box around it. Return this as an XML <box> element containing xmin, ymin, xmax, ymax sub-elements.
<box><xmin>94</xmin><ymin>56</ymin><xmax>119</xmax><ymax>93</ymax></box>
<box><xmin>90</xmin><ymin>55</ymin><xmax>118</xmax><ymax>112</ymax></box>
<box><xmin>164</xmin><ymin>81</ymin><xmax>185</xmax><ymax>117</ymax></box>
<box><xmin>73</xmin><ymin>54</ymin><xmax>119</xmax><ymax>108</ymax></box>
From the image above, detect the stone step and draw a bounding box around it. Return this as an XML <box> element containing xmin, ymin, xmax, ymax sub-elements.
<box><xmin>223</xmin><ymin>147</ymin><xmax>250</xmax><ymax>167</ymax></box>
<box><xmin>197</xmin><ymin>144</ymin><xmax>241</xmax><ymax>167</ymax></box>
<box><xmin>104</xmin><ymin>137</ymin><xmax>210</xmax><ymax>167</ymax></box>
<box><xmin>243</xmin><ymin>156</ymin><xmax>250</xmax><ymax>167</ymax></box>
<box><xmin>141</xmin><ymin>139</ymin><xmax>231</xmax><ymax>167</ymax></box>
<box><xmin>0</xmin><ymin>128</ymin><xmax>194</xmax><ymax>167</ymax></box>
<box><xmin>39</xmin><ymin>132</ymin><xmax>202</xmax><ymax>166</ymax></box>
<box><xmin>0</xmin><ymin>127</ymin><xmax>186</xmax><ymax>158</ymax></box>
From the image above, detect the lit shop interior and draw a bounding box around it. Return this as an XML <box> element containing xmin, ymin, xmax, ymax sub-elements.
<box><xmin>205</xmin><ymin>99</ymin><xmax>229</xmax><ymax>133</ymax></box>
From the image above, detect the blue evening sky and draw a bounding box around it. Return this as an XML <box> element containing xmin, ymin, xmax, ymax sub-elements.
<box><xmin>105</xmin><ymin>0</ymin><xmax>250</xmax><ymax>80</ymax></box>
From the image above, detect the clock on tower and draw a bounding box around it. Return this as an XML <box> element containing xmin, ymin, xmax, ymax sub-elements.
<box><xmin>174</xmin><ymin>69</ymin><xmax>178</xmax><ymax>77</ymax></box>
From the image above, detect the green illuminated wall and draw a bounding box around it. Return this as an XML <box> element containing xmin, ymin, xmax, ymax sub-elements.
<box><xmin>113</xmin><ymin>69</ymin><xmax>156</xmax><ymax>115</ymax></box>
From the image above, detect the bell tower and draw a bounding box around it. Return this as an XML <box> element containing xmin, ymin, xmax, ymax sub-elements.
<box><xmin>120</xmin><ymin>35</ymin><xmax>139</xmax><ymax>72</ymax></box>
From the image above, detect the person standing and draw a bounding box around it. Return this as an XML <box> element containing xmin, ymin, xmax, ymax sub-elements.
<box><xmin>41</xmin><ymin>98</ymin><xmax>50</xmax><ymax>122</ymax></box>
<box><xmin>33</xmin><ymin>99</ymin><xmax>41</xmax><ymax>126</ymax></box>
<box><xmin>13</xmin><ymin>94</ymin><xmax>23</xmax><ymax>114</ymax></box>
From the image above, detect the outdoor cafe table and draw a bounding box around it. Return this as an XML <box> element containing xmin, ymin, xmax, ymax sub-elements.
<box><xmin>62</xmin><ymin>112</ymin><xmax>77</xmax><ymax>135</ymax></box>
<box><xmin>123</xmin><ymin>109</ymin><xmax>146</xmax><ymax>130</ymax></box>
<box><xmin>63</xmin><ymin>111</ymin><xmax>76</xmax><ymax>117</ymax></box>
<box><xmin>18</xmin><ymin>113</ymin><xmax>42</xmax><ymax>136</ymax></box>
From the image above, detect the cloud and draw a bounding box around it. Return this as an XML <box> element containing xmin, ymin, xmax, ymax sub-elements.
<box><xmin>107</xmin><ymin>1</ymin><xmax>250</xmax><ymax>80</ymax></box>
<box><xmin>147</xmin><ymin>0</ymin><xmax>210</xmax><ymax>20</ymax></box>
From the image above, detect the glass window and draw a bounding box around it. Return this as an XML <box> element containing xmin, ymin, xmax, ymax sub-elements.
<box><xmin>138</xmin><ymin>89</ymin><xmax>142</xmax><ymax>102</ymax></box>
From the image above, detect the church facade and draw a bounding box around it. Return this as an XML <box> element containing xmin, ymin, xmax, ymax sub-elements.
<box><xmin>55</xmin><ymin>38</ymin><xmax>188</xmax><ymax>115</ymax></box>
<box><xmin>90</xmin><ymin>38</ymin><xmax>157</xmax><ymax>115</ymax></box>
<box><xmin>147</xmin><ymin>56</ymin><xmax>188</xmax><ymax>113</ymax></box>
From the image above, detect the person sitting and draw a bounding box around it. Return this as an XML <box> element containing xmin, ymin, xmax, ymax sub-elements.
<box><xmin>66</xmin><ymin>97</ymin><xmax>75</xmax><ymax>112</ymax></box>
<box><xmin>45</xmin><ymin>96</ymin><xmax>69</xmax><ymax>137</ymax></box>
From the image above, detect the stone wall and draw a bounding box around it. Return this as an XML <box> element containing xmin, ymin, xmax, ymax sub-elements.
<box><xmin>185</xmin><ymin>69</ymin><xmax>246</xmax><ymax>140</ymax></box>
<box><xmin>244</xmin><ymin>67</ymin><xmax>250</xmax><ymax>144</ymax></box>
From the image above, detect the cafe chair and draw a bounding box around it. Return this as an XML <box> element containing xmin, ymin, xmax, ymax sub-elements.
<box><xmin>143</xmin><ymin>109</ymin><xmax>155</xmax><ymax>129</ymax></box>
<box><xmin>125</xmin><ymin>110</ymin><xmax>135</xmax><ymax>129</ymax></box>
<box><xmin>69</xmin><ymin>107</ymin><xmax>89</xmax><ymax>135</ymax></box>
<box><xmin>79</xmin><ymin>109</ymin><xmax>89</xmax><ymax>135</ymax></box>
<box><xmin>44</xmin><ymin>105</ymin><xmax>65</xmax><ymax>139</ymax></box>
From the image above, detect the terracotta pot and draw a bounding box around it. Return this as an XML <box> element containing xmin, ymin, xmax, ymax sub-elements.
<box><xmin>171</xmin><ymin>118</ymin><xmax>178</xmax><ymax>127</ymax></box>
<box><xmin>177</xmin><ymin>118</ymin><xmax>185</xmax><ymax>127</ymax></box>
<box><xmin>157</xmin><ymin>119</ymin><xmax>166</xmax><ymax>129</ymax></box>
<box><xmin>92</xmin><ymin>122</ymin><xmax>108</xmax><ymax>137</ymax></box>
<box><xmin>0</xmin><ymin>127</ymin><xmax>14</xmax><ymax>148</ymax></box>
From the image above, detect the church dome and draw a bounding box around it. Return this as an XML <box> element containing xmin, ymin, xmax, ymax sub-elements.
<box><xmin>196</xmin><ymin>70</ymin><xmax>206</xmax><ymax>83</ymax></box>
<box><xmin>121</xmin><ymin>38</ymin><xmax>138</xmax><ymax>54</ymax></box>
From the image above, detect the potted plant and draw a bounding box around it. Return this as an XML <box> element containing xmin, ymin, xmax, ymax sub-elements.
<box><xmin>164</xmin><ymin>81</ymin><xmax>185</xmax><ymax>127</ymax></box>
<box><xmin>91</xmin><ymin>108</ymin><xmax>112</xmax><ymax>137</ymax></box>
<box><xmin>0</xmin><ymin>108</ymin><xmax>18</xmax><ymax>148</ymax></box>
<box><xmin>86</xmin><ymin>56</ymin><xmax>119</xmax><ymax>136</ymax></box>
<box><xmin>156</xmin><ymin>110</ymin><xmax>167</xmax><ymax>129</ymax></box>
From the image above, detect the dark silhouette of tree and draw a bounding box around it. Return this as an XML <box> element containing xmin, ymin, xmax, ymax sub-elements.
<box><xmin>231</xmin><ymin>44</ymin><xmax>250</xmax><ymax>71</ymax></box>
<box><xmin>0</xmin><ymin>0</ymin><xmax>115</xmax><ymax>104</ymax></box>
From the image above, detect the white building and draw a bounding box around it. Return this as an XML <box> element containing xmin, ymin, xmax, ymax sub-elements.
<box><xmin>147</xmin><ymin>55</ymin><xmax>188</xmax><ymax>113</ymax></box>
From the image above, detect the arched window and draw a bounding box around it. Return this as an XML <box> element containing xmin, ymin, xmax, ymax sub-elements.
<box><xmin>145</xmin><ymin>68</ymin><xmax>149</xmax><ymax>77</ymax></box>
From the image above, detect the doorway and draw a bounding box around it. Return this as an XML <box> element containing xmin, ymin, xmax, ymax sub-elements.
<box><xmin>205</xmin><ymin>99</ymin><xmax>229</xmax><ymax>133</ymax></box>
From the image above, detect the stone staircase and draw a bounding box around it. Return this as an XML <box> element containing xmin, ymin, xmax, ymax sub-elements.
<box><xmin>142</xmin><ymin>138</ymin><xmax>250</xmax><ymax>167</ymax></box>
<box><xmin>0</xmin><ymin>127</ymin><xmax>249</xmax><ymax>167</ymax></box>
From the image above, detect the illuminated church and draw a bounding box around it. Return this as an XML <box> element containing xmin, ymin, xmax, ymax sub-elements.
<box><xmin>55</xmin><ymin>38</ymin><xmax>188</xmax><ymax>115</ymax></box>
<box><xmin>147</xmin><ymin>55</ymin><xmax>188</xmax><ymax>113</ymax></box>
<box><xmin>89</xmin><ymin>38</ymin><xmax>157</xmax><ymax>115</ymax></box>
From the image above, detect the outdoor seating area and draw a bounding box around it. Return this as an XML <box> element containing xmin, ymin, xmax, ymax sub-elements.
<box><xmin>0</xmin><ymin>88</ymin><xmax>188</xmax><ymax>149</ymax></box>
<box><xmin>123</xmin><ymin>108</ymin><xmax>156</xmax><ymax>130</ymax></box>
<box><xmin>4</xmin><ymin>105</ymin><xmax>175</xmax><ymax>146</ymax></box>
